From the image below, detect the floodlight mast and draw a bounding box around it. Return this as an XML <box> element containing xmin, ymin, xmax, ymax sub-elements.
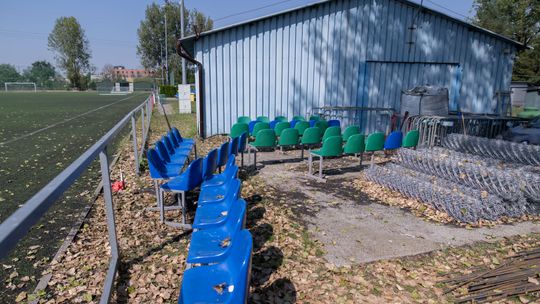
<box><xmin>180</xmin><ymin>0</ymin><xmax>186</xmax><ymax>84</ymax></box>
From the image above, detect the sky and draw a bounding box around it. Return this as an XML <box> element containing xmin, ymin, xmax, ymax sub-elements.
<box><xmin>0</xmin><ymin>0</ymin><xmax>475</xmax><ymax>73</ymax></box>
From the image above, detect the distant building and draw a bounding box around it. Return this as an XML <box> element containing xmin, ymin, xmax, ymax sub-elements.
<box><xmin>113</xmin><ymin>66</ymin><xmax>153</xmax><ymax>81</ymax></box>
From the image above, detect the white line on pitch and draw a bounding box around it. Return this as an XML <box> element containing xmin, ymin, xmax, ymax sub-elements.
<box><xmin>0</xmin><ymin>94</ymin><xmax>141</xmax><ymax>146</ymax></box>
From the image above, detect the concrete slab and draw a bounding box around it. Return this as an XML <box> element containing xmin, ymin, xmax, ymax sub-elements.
<box><xmin>249</xmin><ymin>148</ymin><xmax>540</xmax><ymax>266</ymax></box>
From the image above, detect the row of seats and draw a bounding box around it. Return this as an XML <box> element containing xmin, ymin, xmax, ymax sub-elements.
<box><xmin>308</xmin><ymin>130</ymin><xmax>419</xmax><ymax>178</ymax></box>
<box><xmin>147</xmin><ymin>130</ymin><xmax>253</xmax><ymax>303</ymax></box>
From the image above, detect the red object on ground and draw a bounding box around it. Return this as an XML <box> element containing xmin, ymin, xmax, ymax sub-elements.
<box><xmin>111</xmin><ymin>180</ymin><xmax>125</xmax><ymax>192</ymax></box>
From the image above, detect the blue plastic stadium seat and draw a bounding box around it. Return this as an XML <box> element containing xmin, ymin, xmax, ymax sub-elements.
<box><xmin>202</xmin><ymin>149</ymin><xmax>219</xmax><ymax>182</ymax></box>
<box><xmin>155</xmin><ymin>141</ymin><xmax>188</xmax><ymax>165</ymax></box>
<box><xmin>269</xmin><ymin>120</ymin><xmax>278</xmax><ymax>129</ymax></box>
<box><xmin>172</xmin><ymin>127</ymin><xmax>195</xmax><ymax>146</ymax></box>
<box><xmin>186</xmin><ymin>199</ymin><xmax>246</xmax><ymax>264</ymax></box>
<box><xmin>229</xmin><ymin>136</ymin><xmax>239</xmax><ymax>156</ymax></box>
<box><xmin>193</xmin><ymin>199</ymin><xmax>246</xmax><ymax>230</ymax></box>
<box><xmin>162</xmin><ymin>135</ymin><xmax>191</xmax><ymax>156</ymax></box>
<box><xmin>216</xmin><ymin>141</ymin><xmax>230</xmax><ymax>171</ymax></box>
<box><xmin>159</xmin><ymin>158</ymin><xmax>203</xmax><ymax>228</ymax></box>
<box><xmin>179</xmin><ymin>230</ymin><xmax>253</xmax><ymax>304</ymax></box>
<box><xmin>202</xmin><ymin>156</ymin><xmax>238</xmax><ymax>188</ymax></box>
<box><xmin>248</xmin><ymin>121</ymin><xmax>258</xmax><ymax>134</ymax></box>
<box><xmin>147</xmin><ymin>148</ymin><xmax>183</xmax><ymax>180</ymax></box>
<box><xmin>328</xmin><ymin>119</ymin><xmax>340</xmax><ymax>128</ymax></box>
<box><xmin>290</xmin><ymin>120</ymin><xmax>299</xmax><ymax>128</ymax></box>
<box><xmin>384</xmin><ymin>131</ymin><xmax>403</xmax><ymax>150</ymax></box>
<box><xmin>309</xmin><ymin>120</ymin><xmax>317</xmax><ymax>127</ymax></box>
<box><xmin>199</xmin><ymin>178</ymin><xmax>241</xmax><ymax>206</ymax></box>
<box><xmin>237</xmin><ymin>132</ymin><xmax>248</xmax><ymax>167</ymax></box>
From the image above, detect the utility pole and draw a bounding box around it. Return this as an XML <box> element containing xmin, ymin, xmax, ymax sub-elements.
<box><xmin>164</xmin><ymin>10</ymin><xmax>169</xmax><ymax>85</ymax></box>
<box><xmin>180</xmin><ymin>0</ymin><xmax>186</xmax><ymax>84</ymax></box>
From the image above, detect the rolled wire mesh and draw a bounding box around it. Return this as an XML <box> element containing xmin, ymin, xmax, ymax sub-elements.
<box><xmin>365</xmin><ymin>164</ymin><xmax>535</xmax><ymax>223</ymax></box>
<box><xmin>442</xmin><ymin>134</ymin><xmax>540</xmax><ymax>166</ymax></box>
<box><xmin>396</xmin><ymin>148</ymin><xmax>540</xmax><ymax>202</ymax></box>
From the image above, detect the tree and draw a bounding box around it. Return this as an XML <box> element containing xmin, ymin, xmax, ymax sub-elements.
<box><xmin>48</xmin><ymin>17</ymin><xmax>92</xmax><ymax>90</ymax></box>
<box><xmin>137</xmin><ymin>3</ymin><xmax>213</xmax><ymax>83</ymax></box>
<box><xmin>23</xmin><ymin>61</ymin><xmax>56</xmax><ymax>89</ymax></box>
<box><xmin>473</xmin><ymin>0</ymin><xmax>540</xmax><ymax>84</ymax></box>
<box><xmin>0</xmin><ymin>64</ymin><xmax>21</xmax><ymax>87</ymax></box>
<box><xmin>101</xmin><ymin>64</ymin><xmax>122</xmax><ymax>82</ymax></box>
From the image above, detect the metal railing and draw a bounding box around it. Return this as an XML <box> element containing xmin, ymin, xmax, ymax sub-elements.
<box><xmin>407</xmin><ymin>114</ymin><xmax>526</xmax><ymax>147</ymax></box>
<box><xmin>0</xmin><ymin>94</ymin><xmax>154</xmax><ymax>303</ymax></box>
<box><xmin>311</xmin><ymin>106</ymin><xmax>395</xmax><ymax>134</ymax></box>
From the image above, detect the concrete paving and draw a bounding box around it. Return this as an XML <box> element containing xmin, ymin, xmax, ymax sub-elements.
<box><xmin>249</xmin><ymin>148</ymin><xmax>540</xmax><ymax>266</ymax></box>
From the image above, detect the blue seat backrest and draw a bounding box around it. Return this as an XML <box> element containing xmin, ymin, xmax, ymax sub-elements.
<box><xmin>269</xmin><ymin>120</ymin><xmax>278</xmax><ymax>129</ymax></box>
<box><xmin>309</xmin><ymin>120</ymin><xmax>317</xmax><ymax>127</ymax></box>
<box><xmin>217</xmin><ymin>141</ymin><xmax>230</xmax><ymax>167</ymax></box>
<box><xmin>172</xmin><ymin>127</ymin><xmax>183</xmax><ymax>143</ymax></box>
<box><xmin>155</xmin><ymin>141</ymin><xmax>171</xmax><ymax>163</ymax></box>
<box><xmin>248</xmin><ymin>121</ymin><xmax>258</xmax><ymax>133</ymax></box>
<box><xmin>290</xmin><ymin>120</ymin><xmax>299</xmax><ymax>128</ymax></box>
<box><xmin>229</xmin><ymin>136</ymin><xmax>239</xmax><ymax>156</ymax></box>
<box><xmin>238</xmin><ymin>132</ymin><xmax>247</xmax><ymax>153</ymax></box>
<box><xmin>185</xmin><ymin>158</ymin><xmax>203</xmax><ymax>189</ymax></box>
<box><xmin>202</xmin><ymin>149</ymin><xmax>218</xmax><ymax>180</ymax></box>
<box><xmin>328</xmin><ymin>119</ymin><xmax>340</xmax><ymax>127</ymax></box>
<box><xmin>168</xmin><ymin>131</ymin><xmax>179</xmax><ymax>147</ymax></box>
<box><xmin>384</xmin><ymin>131</ymin><xmax>403</xmax><ymax>150</ymax></box>
<box><xmin>224</xmin><ymin>229</ymin><xmax>253</xmax><ymax>303</ymax></box>
<box><xmin>147</xmin><ymin>149</ymin><xmax>166</xmax><ymax>178</ymax></box>
<box><xmin>162</xmin><ymin>136</ymin><xmax>176</xmax><ymax>155</ymax></box>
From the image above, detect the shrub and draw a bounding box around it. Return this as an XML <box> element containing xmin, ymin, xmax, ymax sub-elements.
<box><xmin>159</xmin><ymin>85</ymin><xmax>177</xmax><ymax>97</ymax></box>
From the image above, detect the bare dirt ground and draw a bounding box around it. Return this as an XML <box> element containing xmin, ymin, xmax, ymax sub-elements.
<box><xmin>26</xmin><ymin>109</ymin><xmax>540</xmax><ymax>303</ymax></box>
<box><xmin>248</xmin><ymin>149</ymin><xmax>540</xmax><ymax>266</ymax></box>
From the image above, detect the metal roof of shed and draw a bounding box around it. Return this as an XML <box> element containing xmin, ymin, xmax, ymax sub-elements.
<box><xmin>179</xmin><ymin>0</ymin><xmax>526</xmax><ymax>55</ymax></box>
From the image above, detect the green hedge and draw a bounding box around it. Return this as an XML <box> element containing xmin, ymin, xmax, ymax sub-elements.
<box><xmin>159</xmin><ymin>85</ymin><xmax>177</xmax><ymax>97</ymax></box>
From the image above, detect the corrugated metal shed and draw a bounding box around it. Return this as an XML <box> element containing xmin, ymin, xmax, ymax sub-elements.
<box><xmin>180</xmin><ymin>0</ymin><xmax>524</xmax><ymax>137</ymax></box>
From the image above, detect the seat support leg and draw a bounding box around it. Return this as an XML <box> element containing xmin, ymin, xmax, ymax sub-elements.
<box><xmin>319</xmin><ymin>156</ymin><xmax>323</xmax><ymax>179</ymax></box>
<box><xmin>308</xmin><ymin>153</ymin><xmax>312</xmax><ymax>175</ymax></box>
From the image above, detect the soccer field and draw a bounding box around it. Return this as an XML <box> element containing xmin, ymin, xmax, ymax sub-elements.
<box><xmin>0</xmin><ymin>91</ymin><xmax>150</xmax><ymax>219</ymax></box>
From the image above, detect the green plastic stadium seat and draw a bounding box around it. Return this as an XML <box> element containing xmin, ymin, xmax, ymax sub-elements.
<box><xmin>309</xmin><ymin>115</ymin><xmax>321</xmax><ymax>121</ymax></box>
<box><xmin>278</xmin><ymin>128</ymin><xmax>299</xmax><ymax>150</ymax></box>
<box><xmin>293</xmin><ymin>115</ymin><xmax>306</xmax><ymax>121</ymax></box>
<box><xmin>402</xmin><ymin>130</ymin><xmax>420</xmax><ymax>148</ymax></box>
<box><xmin>308</xmin><ymin>136</ymin><xmax>343</xmax><ymax>179</ymax></box>
<box><xmin>322</xmin><ymin>126</ymin><xmax>341</xmax><ymax>142</ymax></box>
<box><xmin>237</xmin><ymin>116</ymin><xmax>251</xmax><ymax>124</ymax></box>
<box><xmin>230</xmin><ymin>123</ymin><xmax>249</xmax><ymax>138</ymax></box>
<box><xmin>344</xmin><ymin>134</ymin><xmax>365</xmax><ymax>165</ymax></box>
<box><xmin>251</xmin><ymin>122</ymin><xmax>270</xmax><ymax>137</ymax></box>
<box><xmin>294</xmin><ymin>121</ymin><xmax>310</xmax><ymax>136</ymax></box>
<box><xmin>314</xmin><ymin>120</ymin><xmax>329</xmax><ymax>136</ymax></box>
<box><xmin>274</xmin><ymin>121</ymin><xmax>290</xmax><ymax>137</ymax></box>
<box><xmin>256</xmin><ymin>116</ymin><xmax>270</xmax><ymax>123</ymax></box>
<box><xmin>365</xmin><ymin>132</ymin><xmax>385</xmax><ymax>165</ymax></box>
<box><xmin>274</xmin><ymin>116</ymin><xmax>288</xmax><ymax>122</ymax></box>
<box><xmin>300</xmin><ymin>127</ymin><xmax>321</xmax><ymax>159</ymax></box>
<box><xmin>342</xmin><ymin>125</ymin><xmax>360</xmax><ymax>142</ymax></box>
<box><xmin>247</xmin><ymin>129</ymin><xmax>276</xmax><ymax>167</ymax></box>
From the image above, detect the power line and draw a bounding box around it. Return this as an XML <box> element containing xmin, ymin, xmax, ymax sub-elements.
<box><xmin>0</xmin><ymin>28</ymin><xmax>137</xmax><ymax>47</ymax></box>
<box><xmin>422</xmin><ymin>0</ymin><xmax>472</xmax><ymax>21</ymax></box>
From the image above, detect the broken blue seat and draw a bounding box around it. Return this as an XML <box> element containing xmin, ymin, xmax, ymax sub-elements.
<box><xmin>186</xmin><ymin>198</ymin><xmax>246</xmax><ymax>264</ymax></box>
<box><xmin>178</xmin><ymin>229</ymin><xmax>253</xmax><ymax>304</ymax></box>
<box><xmin>159</xmin><ymin>158</ymin><xmax>203</xmax><ymax>229</ymax></box>
<box><xmin>202</xmin><ymin>156</ymin><xmax>238</xmax><ymax>189</ymax></box>
<box><xmin>199</xmin><ymin>178</ymin><xmax>241</xmax><ymax>206</ymax></box>
<box><xmin>201</xmin><ymin>148</ymin><xmax>219</xmax><ymax>182</ymax></box>
<box><xmin>193</xmin><ymin>198</ymin><xmax>246</xmax><ymax>230</ymax></box>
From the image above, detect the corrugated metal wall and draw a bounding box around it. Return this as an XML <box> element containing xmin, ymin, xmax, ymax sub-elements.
<box><xmin>193</xmin><ymin>0</ymin><xmax>516</xmax><ymax>136</ymax></box>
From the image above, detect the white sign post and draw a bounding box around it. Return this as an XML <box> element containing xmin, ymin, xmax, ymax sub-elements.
<box><xmin>178</xmin><ymin>84</ymin><xmax>191</xmax><ymax>114</ymax></box>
